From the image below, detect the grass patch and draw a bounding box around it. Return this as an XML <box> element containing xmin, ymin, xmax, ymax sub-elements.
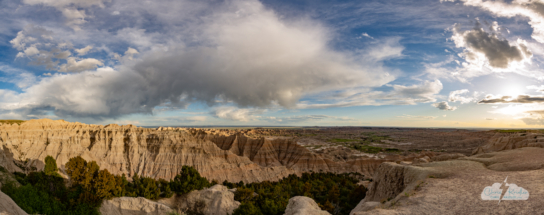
<box><xmin>330</xmin><ymin>138</ymin><xmax>354</xmax><ymax>143</ymax></box>
<box><xmin>496</xmin><ymin>129</ymin><xmax>527</xmax><ymax>133</ymax></box>
<box><xmin>0</xmin><ymin>120</ymin><xmax>25</xmax><ymax>125</ymax></box>
<box><xmin>352</xmin><ymin>144</ymin><xmax>383</xmax><ymax>154</ymax></box>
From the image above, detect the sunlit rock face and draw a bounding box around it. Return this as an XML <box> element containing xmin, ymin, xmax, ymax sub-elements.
<box><xmin>0</xmin><ymin>119</ymin><xmax>294</xmax><ymax>183</ymax></box>
<box><xmin>0</xmin><ymin>119</ymin><xmax>433</xmax><ymax>183</ymax></box>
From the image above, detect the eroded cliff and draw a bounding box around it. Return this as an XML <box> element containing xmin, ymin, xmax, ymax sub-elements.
<box><xmin>0</xmin><ymin>119</ymin><xmax>436</xmax><ymax>183</ymax></box>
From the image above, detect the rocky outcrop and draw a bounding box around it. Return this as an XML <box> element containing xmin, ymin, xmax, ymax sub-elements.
<box><xmin>0</xmin><ymin>191</ymin><xmax>27</xmax><ymax>215</ymax></box>
<box><xmin>351</xmin><ymin>147</ymin><xmax>544</xmax><ymax>214</ymax></box>
<box><xmin>99</xmin><ymin>197</ymin><xmax>174</xmax><ymax>215</ymax></box>
<box><xmin>472</xmin><ymin>132</ymin><xmax>544</xmax><ymax>155</ymax></box>
<box><xmin>284</xmin><ymin>196</ymin><xmax>330</xmax><ymax>215</ymax></box>
<box><xmin>159</xmin><ymin>185</ymin><xmax>240</xmax><ymax>215</ymax></box>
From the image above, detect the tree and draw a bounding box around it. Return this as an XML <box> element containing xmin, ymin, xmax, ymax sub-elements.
<box><xmin>328</xmin><ymin>185</ymin><xmax>340</xmax><ymax>203</ymax></box>
<box><xmin>138</xmin><ymin>177</ymin><xmax>160</xmax><ymax>200</ymax></box>
<box><xmin>66</xmin><ymin>156</ymin><xmax>87</xmax><ymax>185</ymax></box>
<box><xmin>44</xmin><ymin>156</ymin><xmax>59</xmax><ymax>176</ymax></box>
<box><xmin>112</xmin><ymin>174</ymin><xmax>129</xmax><ymax>197</ymax></box>
<box><xmin>170</xmin><ymin>166</ymin><xmax>210</xmax><ymax>194</ymax></box>
<box><xmin>235</xmin><ymin>187</ymin><xmax>254</xmax><ymax>202</ymax></box>
<box><xmin>82</xmin><ymin>161</ymin><xmax>100</xmax><ymax>190</ymax></box>
<box><xmin>94</xmin><ymin>169</ymin><xmax>116</xmax><ymax>199</ymax></box>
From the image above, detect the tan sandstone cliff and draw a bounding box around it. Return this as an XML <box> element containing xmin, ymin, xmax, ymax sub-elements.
<box><xmin>0</xmin><ymin>119</ymin><xmax>438</xmax><ymax>183</ymax></box>
<box><xmin>0</xmin><ymin>119</ymin><xmax>293</xmax><ymax>183</ymax></box>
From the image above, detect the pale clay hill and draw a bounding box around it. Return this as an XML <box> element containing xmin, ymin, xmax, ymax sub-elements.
<box><xmin>0</xmin><ymin>119</ymin><xmax>435</xmax><ymax>183</ymax></box>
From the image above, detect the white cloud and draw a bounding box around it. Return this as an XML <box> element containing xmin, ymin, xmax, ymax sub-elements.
<box><xmin>121</xmin><ymin>47</ymin><xmax>139</xmax><ymax>60</ymax></box>
<box><xmin>449</xmin><ymin>89</ymin><xmax>475</xmax><ymax>103</ymax></box>
<box><xmin>23</xmin><ymin>46</ymin><xmax>39</xmax><ymax>56</ymax></box>
<box><xmin>75</xmin><ymin>45</ymin><xmax>93</xmax><ymax>55</ymax></box>
<box><xmin>432</xmin><ymin>101</ymin><xmax>457</xmax><ymax>111</ymax></box>
<box><xmin>210</xmin><ymin>106</ymin><xmax>264</xmax><ymax>122</ymax></box>
<box><xmin>527</xmin><ymin>85</ymin><xmax>544</xmax><ymax>93</ymax></box>
<box><xmin>359</xmin><ymin>32</ymin><xmax>374</xmax><ymax>39</ymax></box>
<box><xmin>58</xmin><ymin>57</ymin><xmax>103</xmax><ymax>72</ymax></box>
<box><xmin>296</xmin><ymin>80</ymin><xmax>443</xmax><ymax>109</ymax></box>
<box><xmin>22</xmin><ymin>0</ymin><xmax>109</xmax><ymax>30</ymax></box>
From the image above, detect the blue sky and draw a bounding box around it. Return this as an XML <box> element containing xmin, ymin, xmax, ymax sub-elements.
<box><xmin>2</xmin><ymin>0</ymin><xmax>544</xmax><ymax>127</ymax></box>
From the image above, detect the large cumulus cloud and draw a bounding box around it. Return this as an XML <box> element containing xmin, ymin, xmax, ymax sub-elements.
<box><xmin>1</xmin><ymin>0</ymin><xmax>408</xmax><ymax>119</ymax></box>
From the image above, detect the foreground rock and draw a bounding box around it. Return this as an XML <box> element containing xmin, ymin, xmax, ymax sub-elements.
<box><xmin>99</xmin><ymin>197</ymin><xmax>174</xmax><ymax>215</ymax></box>
<box><xmin>284</xmin><ymin>196</ymin><xmax>330</xmax><ymax>215</ymax></box>
<box><xmin>159</xmin><ymin>185</ymin><xmax>240</xmax><ymax>215</ymax></box>
<box><xmin>351</xmin><ymin>147</ymin><xmax>544</xmax><ymax>214</ymax></box>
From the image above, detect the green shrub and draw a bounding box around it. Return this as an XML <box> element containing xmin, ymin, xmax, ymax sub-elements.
<box><xmin>233</xmin><ymin>202</ymin><xmax>264</xmax><ymax>215</ymax></box>
<box><xmin>44</xmin><ymin>155</ymin><xmax>59</xmax><ymax>177</ymax></box>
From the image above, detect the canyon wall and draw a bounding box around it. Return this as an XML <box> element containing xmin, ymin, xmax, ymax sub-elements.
<box><xmin>0</xmin><ymin>119</ymin><xmax>294</xmax><ymax>183</ymax></box>
<box><xmin>0</xmin><ymin>119</ymin><xmax>432</xmax><ymax>183</ymax></box>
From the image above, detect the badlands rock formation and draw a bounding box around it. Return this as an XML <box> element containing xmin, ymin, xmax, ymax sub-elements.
<box><xmin>472</xmin><ymin>132</ymin><xmax>544</xmax><ymax>155</ymax></box>
<box><xmin>158</xmin><ymin>185</ymin><xmax>240</xmax><ymax>215</ymax></box>
<box><xmin>99</xmin><ymin>197</ymin><xmax>174</xmax><ymax>215</ymax></box>
<box><xmin>196</xmin><ymin>130</ymin><xmax>388</xmax><ymax>177</ymax></box>
<box><xmin>0</xmin><ymin>119</ymin><xmax>438</xmax><ymax>183</ymax></box>
<box><xmin>283</xmin><ymin>196</ymin><xmax>330</xmax><ymax>215</ymax></box>
<box><xmin>0</xmin><ymin>119</ymin><xmax>294</xmax><ymax>183</ymax></box>
<box><xmin>351</xmin><ymin>147</ymin><xmax>544</xmax><ymax>214</ymax></box>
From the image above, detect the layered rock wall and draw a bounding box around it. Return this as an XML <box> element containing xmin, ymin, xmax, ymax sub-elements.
<box><xmin>0</xmin><ymin>119</ymin><xmax>437</xmax><ymax>183</ymax></box>
<box><xmin>0</xmin><ymin>119</ymin><xmax>294</xmax><ymax>183</ymax></box>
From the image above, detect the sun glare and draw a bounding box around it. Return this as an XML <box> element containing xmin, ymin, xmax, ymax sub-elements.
<box><xmin>502</xmin><ymin>85</ymin><xmax>526</xmax><ymax>97</ymax></box>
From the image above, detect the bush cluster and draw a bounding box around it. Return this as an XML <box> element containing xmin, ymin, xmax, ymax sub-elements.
<box><xmin>2</xmin><ymin>156</ymin><xmax>212</xmax><ymax>215</ymax></box>
<box><xmin>228</xmin><ymin>172</ymin><xmax>367</xmax><ymax>215</ymax></box>
<box><xmin>2</xmin><ymin>155</ymin><xmax>366</xmax><ymax>215</ymax></box>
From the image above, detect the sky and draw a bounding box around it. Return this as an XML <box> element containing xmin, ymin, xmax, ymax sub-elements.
<box><xmin>3</xmin><ymin>0</ymin><xmax>544</xmax><ymax>128</ymax></box>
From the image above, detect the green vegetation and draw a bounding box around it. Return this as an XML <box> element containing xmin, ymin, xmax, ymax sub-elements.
<box><xmin>2</xmin><ymin>156</ymin><xmax>213</xmax><ymax>215</ymax></box>
<box><xmin>496</xmin><ymin>129</ymin><xmax>527</xmax><ymax>133</ymax></box>
<box><xmin>227</xmin><ymin>172</ymin><xmax>367</xmax><ymax>215</ymax></box>
<box><xmin>2</xmin><ymin>156</ymin><xmax>366</xmax><ymax>215</ymax></box>
<box><xmin>44</xmin><ymin>156</ymin><xmax>61</xmax><ymax>177</ymax></box>
<box><xmin>360</xmin><ymin>132</ymin><xmax>391</xmax><ymax>143</ymax></box>
<box><xmin>330</xmin><ymin>138</ymin><xmax>354</xmax><ymax>143</ymax></box>
<box><xmin>351</xmin><ymin>144</ymin><xmax>383</xmax><ymax>154</ymax></box>
<box><xmin>0</xmin><ymin>119</ymin><xmax>25</xmax><ymax>125</ymax></box>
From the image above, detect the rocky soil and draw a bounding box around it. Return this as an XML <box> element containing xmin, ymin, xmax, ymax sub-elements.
<box><xmin>351</xmin><ymin>146</ymin><xmax>544</xmax><ymax>214</ymax></box>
